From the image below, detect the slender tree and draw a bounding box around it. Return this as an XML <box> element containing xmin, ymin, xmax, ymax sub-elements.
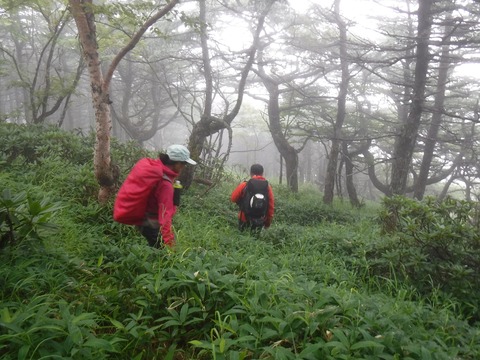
<box><xmin>69</xmin><ymin>0</ymin><xmax>180</xmax><ymax>203</ymax></box>
<box><xmin>256</xmin><ymin>65</ymin><xmax>301</xmax><ymax>192</ymax></box>
<box><xmin>389</xmin><ymin>0</ymin><xmax>434</xmax><ymax>195</ymax></box>
<box><xmin>0</xmin><ymin>2</ymin><xmax>83</xmax><ymax>125</ymax></box>
<box><xmin>413</xmin><ymin>14</ymin><xmax>452</xmax><ymax>199</ymax></box>
<box><xmin>180</xmin><ymin>0</ymin><xmax>276</xmax><ymax>188</ymax></box>
<box><xmin>323</xmin><ymin>0</ymin><xmax>351</xmax><ymax>204</ymax></box>
<box><xmin>110</xmin><ymin>53</ymin><xmax>177</xmax><ymax>144</ymax></box>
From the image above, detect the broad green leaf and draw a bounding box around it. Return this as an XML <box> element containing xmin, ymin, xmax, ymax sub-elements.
<box><xmin>0</xmin><ymin>307</ymin><xmax>12</xmax><ymax>323</ymax></box>
<box><xmin>350</xmin><ymin>340</ymin><xmax>384</xmax><ymax>350</ymax></box>
<box><xmin>68</xmin><ymin>324</ymin><xmax>83</xmax><ymax>345</ymax></box>
<box><xmin>72</xmin><ymin>312</ymin><xmax>97</xmax><ymax>326</ymax></box>
<box><xmin>179</xmin><ymin>303</ymin><xmax>189</xmax><ymax>323</ymax></box>
<box><xmin>299</xmin><ymin>342</ymin><xmax>324</xmax><ymax>355</ymax></box>
<box><xmin>84</xmin><ymin>337</ymin><xmax>116</xmax><ymax>352</ymax></box>
<box><xmin>219</xmin><ymin>337</ymin><xmax>226</xmax><ymax>353</ymax></box>
<box><xmin>97</xmin><ymin>253</ymin><xmax>104</xmax><ymax>267</ymax></box>
<box><xmin>109</xmin><ymin>318</ymin><xmax>125</xmax><ymax>330</ymax></box>
<box><xmin>18</xmin><ymin>344</ymin><xmax>30</xmax><ymax>360</ymax></box>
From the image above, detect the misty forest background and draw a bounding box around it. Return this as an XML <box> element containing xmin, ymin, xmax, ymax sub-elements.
<box><xmin>2</xmin><ymin>0</ymin><xmax>480</xmax><ymax>359</ymax></box>
<box><xmin>2</xmin><ymin>0</ymin><xmax>480</xmax><ymax>202</ymax></box>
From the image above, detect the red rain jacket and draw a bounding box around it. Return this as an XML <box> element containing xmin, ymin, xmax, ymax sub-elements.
<box><xmin>114</xmin><ymin>158</ymin><xmax>178</xmax><ymax>246</ymax></box>
<box><xmin>230</xmin><ymin>175</ymin><xmax>275</xmax><ymax>227</ymax></box>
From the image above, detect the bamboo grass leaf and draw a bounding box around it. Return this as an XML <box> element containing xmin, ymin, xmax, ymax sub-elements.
<box><xmin>350</xmin><ymin>340</ymin><xmax>384</xmax><ymax>350</ymax></box>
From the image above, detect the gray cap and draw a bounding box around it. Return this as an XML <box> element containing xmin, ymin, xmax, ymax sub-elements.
<box><xmin>166</xmin><ymin>144</ymin><xmax>197</xmax><ymax>165</ymax></box>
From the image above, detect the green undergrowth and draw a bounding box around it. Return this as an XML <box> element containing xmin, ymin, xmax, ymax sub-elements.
<box><xmin>1</xmin><ymin>123</ymin><xmax>480</xmax><ymax>359</ymax></box>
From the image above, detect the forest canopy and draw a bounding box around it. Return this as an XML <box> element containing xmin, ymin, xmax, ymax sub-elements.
<box><xmin>1</xmin><ymin>0</ymin><xmax>480</xmax><ymax>202</ymax></box>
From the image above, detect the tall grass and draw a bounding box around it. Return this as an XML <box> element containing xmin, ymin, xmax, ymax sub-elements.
<box><xmin>1</xmin><ymin>123</ymin><xmax>480</xmax><ymax>359</ymax></box>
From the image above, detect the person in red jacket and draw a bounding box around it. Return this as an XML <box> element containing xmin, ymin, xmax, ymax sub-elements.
<box><xmin>140</xmin><ymin>144</ymin><xmax>196</xmax><ymax>248</ymax></box>
<box><xmin>231</xmin><ymin>164</ymin><xmax>274</xmax><ymax>232</ymax></box>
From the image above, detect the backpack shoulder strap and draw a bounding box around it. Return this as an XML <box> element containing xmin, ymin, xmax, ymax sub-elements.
<box><xmin>162</xmin><ymin>174</ymin><xmax>173</xmax><ymax>183</ymax></box>
<box><xmin>239</xmin><ymin>179</ymin><xmax>248</xmax><ymax>193</ymax></box>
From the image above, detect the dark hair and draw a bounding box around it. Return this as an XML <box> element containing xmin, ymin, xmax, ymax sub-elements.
<box><xmin>159</xmin><ymin>153</ymin><xmax>176</xmax><ymax>165</ymax></box>
<box><xmin>250</xmin><ymin>164</ymin><xmax>264</xmax><ymax>176</ymax></box>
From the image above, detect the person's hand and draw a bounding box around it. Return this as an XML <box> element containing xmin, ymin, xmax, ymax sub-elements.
<box><xmin>164</xmin><ymin>233</ymin><xmax>176</xmax><ymax>248</ymax></box>
<box><xmin>164</xmin><ymin>239</ymin><xmax>176</xmax><ymax>248</ymax></box>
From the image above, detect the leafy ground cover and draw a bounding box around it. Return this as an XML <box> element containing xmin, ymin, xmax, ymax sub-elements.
<box><xmin>1</xmin><ymin>123</ymin><xmax>480</xmax><ymax>359</ymax></box>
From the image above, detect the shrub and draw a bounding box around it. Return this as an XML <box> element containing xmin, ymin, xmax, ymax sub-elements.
<box><xmin>273</xmin><ymin>186</ymin><xmax>365</xmax><ymax>226</ymax></box>
<box><xmin>375</xmin><ymin>195</ymin><xmax>480</xmax><ymax>321</ymax></box>
<box><xmin>0</xmin><ymin>123</ymin><xmax>93</xmax><ymax>165</ymax></box>
<box><xmin>0</xmin><ymin>188</ymin><xmax>63</xmax><ymax>249</ymax></box>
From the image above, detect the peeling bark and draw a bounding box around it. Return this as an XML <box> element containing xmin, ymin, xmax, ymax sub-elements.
<box><xmin>69</xmin><ymin>0</ymin><xmax>180</xmax><ymax>203</ymax></box>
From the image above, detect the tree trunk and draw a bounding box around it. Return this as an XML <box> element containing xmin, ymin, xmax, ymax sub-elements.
<box><xmin>70</xmin><ymin>0</ymin><xmax>115</xmax><ymax>203</ymax></box>
<box><xmin>362</xmin><ymin>147</ymin><xmax>391</xmax><ymax>196</ymax></box>
<box><xmin>414</xmin><ymin>17</ymin><xmax>452</xmax><ymax>200</ymax></box>
<box><xmin>323</xmin><ymin>0</ymin><xmax>349</xmax><ymax>204</ymax></box>
<box><xmin>342</xmin><ymin>141</ymin><xmax>361</xmax><ymax>207</ymax></box>
<box><xmin>279</xmin><ymin>154</ymin><xmax>283</xmax><ymax>185</ymax></box>
<box><xmin>305</xmin><ymin>142</ymin><xmax>312</xmax><ymax>183</ymax></box>
<box><xmin>69</xmin><ymin>0</ymin><xmax>180</xmax><ymax>203</ymax></box>
<box><xmin>438</xmin><ymin>174</ymin><xmax>455</xmax><ymax>202</ymax></box>
<box><xmin>266</xmin><ymin>83</ymin><xmax>299</xmax><ymax>192</ymax></box>
<box><xmin>390</xmin><ymin>0</ymin><xmax>434</xmax><ymax>195</ymax></box>
<box><xmin>181</xmin><ymin>0</ymin><xmax>274</xmax><ymax>188</ymax></box>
